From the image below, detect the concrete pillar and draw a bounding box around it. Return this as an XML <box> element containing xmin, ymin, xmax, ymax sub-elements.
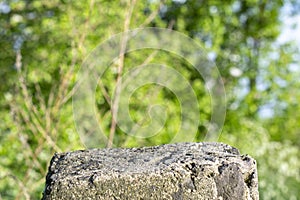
<box><xmin>42</xmin><ymin>142</ymin><xmax>259</xmax><ymax>200</ymax></box>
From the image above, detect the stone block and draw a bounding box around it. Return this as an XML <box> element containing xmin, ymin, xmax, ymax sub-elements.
<box><xmin>42</xmin><ymin>142</ymin><xmax>258</xmax><ymax>200</ymax></box>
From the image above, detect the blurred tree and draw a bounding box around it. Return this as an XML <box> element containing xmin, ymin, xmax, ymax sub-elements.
<box><xmin>0</xmin><ymin>0</ymin><xmax>299</xmax><ymax>199</ymax></box>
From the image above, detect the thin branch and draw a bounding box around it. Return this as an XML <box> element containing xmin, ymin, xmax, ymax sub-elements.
<box><xmin>121</xmin><ymin>20</ymin><xmax>175</xmax><ymax>146</ymax></box>
<box><xmin>107</xmin><ymin>0</ymin><xmax>137</xmax><ymax>148</ymax></box>
<box><xmin>61</xmin><ymin>0</ymin><xmax>95</xmax><ymax>105</ymax></box>
<box><xmin>139</xmin><ymin>1</ymin><xmax>162</xmax><ymax>28</ymax></box>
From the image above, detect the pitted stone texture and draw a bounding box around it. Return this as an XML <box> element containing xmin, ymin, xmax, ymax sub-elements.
<box><xmin>42</xmin><ymin>142</ymin><xmax>259</xmax><ymax>200</ymax></box>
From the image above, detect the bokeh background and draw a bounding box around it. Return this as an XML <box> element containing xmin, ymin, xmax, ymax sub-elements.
<box><xmin>0</xmin><ymin>0</ymin><xmax>300</xmax><ymax>199</ymax></box>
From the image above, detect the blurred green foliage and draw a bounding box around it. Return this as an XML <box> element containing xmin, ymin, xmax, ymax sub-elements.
<box><xmin>0</xmin><ymin>0</ymin><xmax>299</xmax><ymax>199</ymax></box>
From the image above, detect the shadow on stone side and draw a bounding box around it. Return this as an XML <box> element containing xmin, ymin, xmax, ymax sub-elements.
<box><xmin>42</xmin><ymin>142</ymin><xmax>259</xmax><ymax>200</ymax></box>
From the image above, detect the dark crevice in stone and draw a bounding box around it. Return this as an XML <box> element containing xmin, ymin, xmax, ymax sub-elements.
<box><xmin>245</xmin><ymin>171</ymin><xmax>256</xmax><ymax>188</ymax></box>
<box><xmin>88</xmin><ymin>173</ymin><xmax>96</xmax><ymax>187</ymax></box>
<box><xmin>218</xmin><ymin>163</ymin><xmax>229</xmax><ymax>175</ymax></box>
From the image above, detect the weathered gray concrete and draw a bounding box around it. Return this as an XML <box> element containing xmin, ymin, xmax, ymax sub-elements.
<box><xmin>42</xmin><ymin>142</ymin><xmax>259</xmax><ymax>200</ymax></box>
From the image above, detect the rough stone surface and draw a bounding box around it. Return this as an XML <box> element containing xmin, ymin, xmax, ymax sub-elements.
<box><xmin>42</xmin><ymin>142</ymin><xmax>259</xmax><ymax>200</ymax></box>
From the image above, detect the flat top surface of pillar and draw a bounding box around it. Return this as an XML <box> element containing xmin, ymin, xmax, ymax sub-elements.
<box><xmin>49</xmin><ymin>142</ymin><xmax>240</xmax><ymax>174</ymax></box>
